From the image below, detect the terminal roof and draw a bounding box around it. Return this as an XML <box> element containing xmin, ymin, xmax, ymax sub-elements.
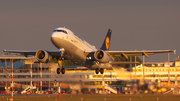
<box><xmin>0</xmin><ymin>55</ymin><xmax>32</xmax><ymax>60</ymax></box>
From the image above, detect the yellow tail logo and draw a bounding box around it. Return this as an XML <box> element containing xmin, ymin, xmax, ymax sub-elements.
<box><xmin>105</xmin><ymin>37</ymin><xmax>110</xmax><ymax>50</ymax></box>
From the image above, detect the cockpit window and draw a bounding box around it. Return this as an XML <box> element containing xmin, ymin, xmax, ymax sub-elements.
<box><xmin>53</xmin><ymin>30</ymin><xmax>68</xmax><ymax>34</ymax></box>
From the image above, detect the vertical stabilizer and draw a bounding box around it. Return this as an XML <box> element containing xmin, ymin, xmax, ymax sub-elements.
<box><xmin>100</xmin><ymin>29</ymin><xmax>112</xmax><ymax>51</ymax></box>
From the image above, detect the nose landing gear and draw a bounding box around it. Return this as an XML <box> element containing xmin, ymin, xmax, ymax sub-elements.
<box><xmin>56</xmin><ymin>48</ymin><xmax>66</xmax><ymax>74</ymax></box>
<box><xmin>61</xmin><ymin>68</ymin><xmax>65</xmax><ymax>74</ymax></box>
<box><xmin>57</xmin><ymin>68</ymin><xmax>61</xmax><ymax>74</ymax></box>
<box><xmin>57</xmin><ymin>67</ymin><xmax>65</xmax><ymax>74</ymax></box>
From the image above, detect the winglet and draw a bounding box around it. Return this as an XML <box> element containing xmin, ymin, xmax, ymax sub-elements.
<box><xmin>100</xmin><ymin>29</ymin><xmax>112</xmax><ymax>51</ymax></box>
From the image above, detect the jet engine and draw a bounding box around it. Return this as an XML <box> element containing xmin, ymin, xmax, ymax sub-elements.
<box><xmin>35</xmin><ymin>50</ymin><xmax>52</xmax><ymax>63</ymax></box>
<box><xmin>94</xmin><ymin>50</ymin><xmax>110</xmax><ymax>63</ymax></box>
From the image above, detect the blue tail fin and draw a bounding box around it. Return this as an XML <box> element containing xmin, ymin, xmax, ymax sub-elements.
<box><xmin>100</xmin><ymin>29</ymin><xmax>112</xmax><ymax>51</ymax></box>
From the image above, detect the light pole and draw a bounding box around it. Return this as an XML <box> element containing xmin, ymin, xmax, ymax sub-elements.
<box><xmin>168</xmin><ymin>53</ymin><xmax>170</xmax><ymax>90</ymax></box>
<box><xmin>40</xmin><ymin>63</ymin><xmax>42</xmax><ymax>92</ymax></box>
<box><xmin>11</xmin><ymin>59</ymin><xmax>13</xmax><ymax>100</ymax></box>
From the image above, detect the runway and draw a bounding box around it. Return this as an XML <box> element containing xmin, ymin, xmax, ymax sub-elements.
<box><xmin>0</xmin><ymin>94</ymin><xmax>180</xmax><ymax>101</ymax></box>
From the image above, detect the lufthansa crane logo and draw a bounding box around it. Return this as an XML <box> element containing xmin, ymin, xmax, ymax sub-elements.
<box><xmin>105</xmin><ymin>37</ymin><xmax>110</xmax><ymax>50</ymax></box>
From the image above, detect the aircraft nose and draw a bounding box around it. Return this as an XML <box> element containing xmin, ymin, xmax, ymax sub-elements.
<box><xmin>51</xmin><ymin>32</ymin><xmax>58</xmax><ymax>39</ymax></box>
<box><xmin>51</xmin><ymin>32</ymin><xmax>59</xmax><ymax>44</ymax></box>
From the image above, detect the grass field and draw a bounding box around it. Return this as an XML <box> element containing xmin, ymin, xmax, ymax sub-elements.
<box><xmin>0</xmin><ymin>94</ymin><xmax>180</xmax><ymax>101</ymax></box>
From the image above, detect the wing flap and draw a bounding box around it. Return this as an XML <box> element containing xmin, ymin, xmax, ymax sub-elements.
<box><xmin>84</xmin><ymin>50</ymin><xmax>175</xmax><ymax>59</ymax></box>
<box><xmin>3</xmin><ymin>50</ymin><xmax>61</xmax><ymax>57</ymax></box>
<box><xmin>107</xmin><ymin>50</ymin><xmax>175</xmax><ymax>58</ymax></box>
<box><xmin>3</xmin><ymin>50</ymin><xmax>37</xmax><ymax>55</ymax></box>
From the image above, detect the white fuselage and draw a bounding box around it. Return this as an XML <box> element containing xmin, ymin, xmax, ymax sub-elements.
<box><xmin>51</xmin><ymin>27</ymin><xmax>98</xmax><ymax>67</ymax></box>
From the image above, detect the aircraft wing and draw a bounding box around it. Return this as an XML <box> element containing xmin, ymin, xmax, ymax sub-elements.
<box><xmin>107</xmin><ymin>50</ymin><xmax>175</xmax><ymax>59</ymax></box>
<box><xmin>4</xmin><ymin>49</ymin><xmax>175</xmax><ymax>59</ymax></box>
<box><xmin>3</xmin><ymin>50</ymin><xmax>61</xmax><ymax>57</ymax></box>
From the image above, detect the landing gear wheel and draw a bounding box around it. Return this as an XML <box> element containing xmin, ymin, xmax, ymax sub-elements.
<box><xmin>60</xmin><ymin>57</ymin><xmax>64</xmax><ymax>61</ymax></box>
<box><xmin>62</xmin><ymin>57</ymin><xmax>64</xmax><ymax>61</ymax></box>
<box><xmin>57</xmin><ymin>68</ymin><xmax>61</xmax><ymax>74</ymax></box>
<box><xmin>100</xmin><ymin>68</ymin><xmax>104</xmax><ymax>74</ymax></box>
<box><xmin>61</xmin><ymin>68</ymin><xmax>65</xmax><ymax>74</ymax></box>
<box><xmin>95</xmin><ymin>68</ymin><xmax>99</xmax><ymax>74</ymax></box>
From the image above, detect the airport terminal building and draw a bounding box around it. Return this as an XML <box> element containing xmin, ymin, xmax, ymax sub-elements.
<box><xmin>0</xmin><ymin>56</ymin><xmax>126</xmax><ymax>94</ymax></box>
<box><xmin>0</xmin><ymin>55</ymin><xmax>180</xmax><ymax>94</ymax></box>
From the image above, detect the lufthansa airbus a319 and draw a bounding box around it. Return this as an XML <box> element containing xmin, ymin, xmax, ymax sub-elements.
<box><xmin>4</xmin><ymin>27</ymin><xmax>175</xmax><ymax>74</ymax></box>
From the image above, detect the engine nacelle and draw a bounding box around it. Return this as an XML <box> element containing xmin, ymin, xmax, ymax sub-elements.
<box><xmin>94</xmin><ymin>50</ymin><xmax>110</xmax><ymax>63</ymax></box>
<box><xmin>35</xmin><ymin>50</ymin><xmax>51</xmax><ymax>63</ymax></box>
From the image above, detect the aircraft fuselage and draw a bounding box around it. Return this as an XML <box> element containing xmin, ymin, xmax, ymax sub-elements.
<box><xmin>51</xmin><ymin>27</ymin><xmax>110</xmax><ymax>69</ymax></box>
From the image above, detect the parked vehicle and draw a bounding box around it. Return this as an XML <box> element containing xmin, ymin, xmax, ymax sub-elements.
<box><xmin>45</xmin><ymin>91</ymin><xmax>52</xmax><ymax>94</ymax></box>
<box><xmin>1</xmin><ymin>91</ymin><xmax>8</xmax><ymax>94</ymax></box>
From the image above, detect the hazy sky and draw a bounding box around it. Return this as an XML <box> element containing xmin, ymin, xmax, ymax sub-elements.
<box><xmin>0</xmin><ymin>0</ymin><xmax>180</xmax><ymax>62</ymax></box>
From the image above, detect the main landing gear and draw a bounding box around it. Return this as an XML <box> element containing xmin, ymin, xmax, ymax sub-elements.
<box><xmin>95</xmin><ymin>68</ymin><xmax>104</xmax><ymax>74</ymax></box>
<box><xmin>57</xmin><ymin>67</ymin><xmax>65</xmax><ymax>74</ymax></box>
<box><xmin>57</xmin><ymin>48</ymin><xmax>65</xmax><ymax>74</ymax></box>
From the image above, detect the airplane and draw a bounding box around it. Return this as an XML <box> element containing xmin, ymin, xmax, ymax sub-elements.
<box><xmin>3</xmin><ymin>27</ymin><xmax>175</xmax><ymax>74</ymax></box>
